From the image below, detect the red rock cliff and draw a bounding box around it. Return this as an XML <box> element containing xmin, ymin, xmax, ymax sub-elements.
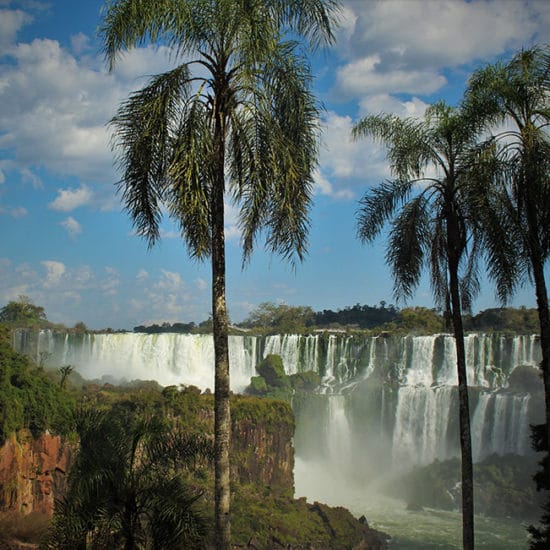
<box><xmin>0</xmin><ymin>431</ymin><xmax>74</xmax><ymax>517</ymax></box>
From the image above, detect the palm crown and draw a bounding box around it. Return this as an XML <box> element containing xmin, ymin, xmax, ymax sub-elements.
<box><xmin>353</xmin><ymin>101</ymin><xmax>482</xmax><ymax>311</ymax></box>
<box><xmin>102</xmin><ymin>0</ymin><xmax>337</xmax><ymax>264</ymax></box>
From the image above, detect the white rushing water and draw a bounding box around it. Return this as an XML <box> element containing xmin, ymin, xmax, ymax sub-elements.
<box><xmin>17</xmin><ymin>330</ymin><xmax>543</xmax><ymax>467</ymax></box>
<box><xmin>16</xmin><ymin>329</ymin><xmax>542</xmax><ymax>547</ymax></box>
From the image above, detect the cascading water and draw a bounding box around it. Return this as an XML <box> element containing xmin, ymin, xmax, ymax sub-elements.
<box><xmin>15</xmin><ymin>329</ymin><xmax>542</xmax><ymax>548</ymax></box>
<box><xmin>16</xmin><ymin>330</ymin><xmax>543</xmax><ymax>468</ymax></box>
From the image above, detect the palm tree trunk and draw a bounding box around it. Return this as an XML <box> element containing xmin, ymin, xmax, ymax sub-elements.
<box><xmin>212</xmin><ymin>100</ymin><xmax>231</xmax><ymax>550</ymax></box>
<box><xmin>447</xmin><ymin>220</ymin><xmax>474</xmax><ymax>550</ymax></box>
<box><xmin>531</xmin><ymin>253</ymin><xmax>550</xmax><ymax>474</ymax></box>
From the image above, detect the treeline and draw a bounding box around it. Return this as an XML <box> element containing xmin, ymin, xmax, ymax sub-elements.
<box><xmin>133</xmin><ymin>321</ymin><xmax>197</xmax><ymax>334</ymax></box>
<box><xmin>0</xmin><ymin>296</ymin><xmax>541</xmax><ymax>336</ymax></box>
<box><xmin>236</xmin><ymin>301</ymin><xmax>540</xmax><ymax>335</ymax></box>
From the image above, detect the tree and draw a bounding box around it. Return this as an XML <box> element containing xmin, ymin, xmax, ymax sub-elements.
<box><xmin>0</xmin><ymin>296</ymin><xmax>47</xmax><ymax>328</ymax></box>
<box><xmin>100</xmin><ymin>1</ymin><xmax>338</xmax><ymax>546</ymax></box>
<box><xmin>46</xmin><ymin>408</ymin><xmax>213</xmax><ymax>549</ymax></box>
<box><xmin>241</xmin><ymin>301</ymin><xmax>314</xmax><ymax>332</ymax></box>
<box><xmin>463</xmin><ymin>45</ymin><xmax>550</xmax><ymax>547</ymax></box>
<box><xmin>58</xmin><ymin>365</ymin><xmax>74</xmax><ymax>390</ymax></box>
<box><xmin>353</xmin><ymin>101</ymin><xmax>484</xmax><ymax>550</ymax></box>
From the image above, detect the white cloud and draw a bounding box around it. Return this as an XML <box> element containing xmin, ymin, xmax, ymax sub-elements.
<box><xmin>41</xmin><ymin>260</ymin><xmax>66</xmax><ymax>288</ymax></box>
<box><xmin>336</xmin><ymin>55</ymin><xmax>446</xmax><ymax>97</ymax></box>
<box><xmin>136</xmin><ymin>269</ymin><xmax>149</xmax><ymax>283</ymax></box>
<box><xmin>20</xmin><ymin>167</ymin><xmax>41</xmax><ymax>188</ymax></box>
<box><xmin>0</xmin><ymin>9</ymin><xmax>31</xmax><ymax>49</ymax></box>
<box><xmin>195</xmin><ymin>277</ymin><xmax>207</xmax><ymax>291</ymax></box>
<box><xmin>102</xmin><ymin>266</ymin><xmax>120</xmax><ymax>296</ymax></box>
<box><xmin>314</xmin><ymin>169</ymin><xmax>354</xmax><ymax>200</ymax></box>
<box><xmin>344</xmin><ymin>0</ymin><xmax>549</xmax><ymax>68</ymax></box>
<box><xmin>335</xmin><ymin>0</ymin><xmax>550</xmax><ymax>102</ymax></box>
<box><xmin>70</xmin><ymin>32</ymin><xmax>90</xmax><ymax>55</ymax></box>
<box><xmin>224</xmin><ymin>202</ymin><xmax>241</xmax><ymax>241</ymax></box>
<box><xmin>60</xmin><ymin>216</ymin><xmax>82</xmax><ymax>239</ymax></box>
<box><xmin>359</xmin><ymin>94</ymin><xmax>430</xmax><ymax>118</ymax></box>
<box><xmin>318</xmin><ymin>110</ymin><xmax>389</xmax><ymax>191</ymax></box>
<box><xmin>49</xmin><ymin>185</ymin><xmax>93</xmax><ymax>211</ymax></box>
<box><xmin>0</xmin><ymin>205</ymin><xmax>27</xmax><ymax>218</ymax></box>
<box><xmin>155</xmin><ymin>270</ymin><xmax>183</xmax><ymax>292</ymax></box>
<box><xmin>0</xmin><ymin>34</ymin><xmax>176</xmax><ymax>191</ymax></box>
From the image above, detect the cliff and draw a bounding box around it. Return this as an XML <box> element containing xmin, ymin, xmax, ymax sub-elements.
<box><xmin>231</xmin><ymin>397</ymin><xmax>295</xmax><ymax>494</ymax></box>
<box><xmin>0</xmin><ymin>431</ymin><xmax>74</xmax><ymax>517</ymax></box>
<box><xmin>0</xmin><ymin>391</ymin><xmax>387</xmax><ymax>549</ymax></box>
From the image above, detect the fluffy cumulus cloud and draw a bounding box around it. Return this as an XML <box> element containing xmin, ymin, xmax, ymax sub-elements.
<box><xmin>41</xmin><ymin>260</ymin><xmax>66</xmax><ymax>288</ymax></box>
<box><xmin>59</xmin><ymin>216</ymin><xmax>82</xmax><ymax>239</ymax></box>
<box><xmin>316</xmin><ymin>110</ymin><xmax>392</xmax><ymax>196</ymax></box>
<box><xmin>0</xmin><ymin>9</ymin><xmax>175</xmax><ymax>193</ymax></box>
<box><xmin>0</xmin><ymin>258</ymin><xmax>210</xmax><ymax>328</ymax></box>
<box><xmin>0</xmin><ymin>8</ymin><xmax>31</xmax><ymax>49</ymax></box>
<box><xmin>49</xmin><ymin>185</ymin><xmax>93</xmax><ymax>211</ymax></box>
<box><xmin>335</xmin><ymin>0</ymin><xmax>550</xmax><ymax>101</ymax></box>
<box><xmin>129</xmin><ymin>269</ymin><xmax>209</xmax><ymax>325</ymax></box>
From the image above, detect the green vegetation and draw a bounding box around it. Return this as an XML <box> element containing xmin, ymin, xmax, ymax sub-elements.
<box><xmin>235</xmin><ymin>301</ymin><xmax>541</xmax><ymax>335</ymax></box>
<box><xmin>45</xmin><ymin>407</ymin><xmax>212</xmax><ymax>549</ymax></box>
<box><xmin>245</xmin><ymin>354</ymin><xmax>321</xmax><ymax>403</ymax></box>
<box><xmin>0</xmin><ymin>296</ymin><xmax>48</xmax><ymax>329</ymax></box>
<box><xmin>240</xmin><ymin>302</ymin><xmax>315</xmax><ymax>334</ymax></box>
<box><xmin>231</xmin><ymin>492</ymin><xmax>378</xmax><ymax>549</ymax></box>
<box><xmin>0</xmin><ymin>325</ymin><xmax>75</xmax><ymax>443</ymax></box>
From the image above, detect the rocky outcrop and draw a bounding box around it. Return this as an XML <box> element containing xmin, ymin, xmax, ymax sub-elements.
<box><xmin>0</xmin><ymin>431</ymin><xmax>74</xmax><ymax>517</ymax></box>
<box><xmin>232</xmin><ymin>416</ymin><xmax>294</xmax><ymax>492</ymax></box>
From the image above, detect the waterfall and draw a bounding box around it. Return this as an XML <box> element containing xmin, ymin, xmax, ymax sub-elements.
<box><xmin>392</xmin><ymin>386</ymin><xmax>455</xmax><ymax>467</ymax></box>
<box><xmin>15</xmin><ymin>330</ymin><xmax>543</xmax><ymax>469</ymax></box>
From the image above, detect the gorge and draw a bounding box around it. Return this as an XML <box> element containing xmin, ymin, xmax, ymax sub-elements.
<box><xmin>15</xmin><ymin>330</ymin><xmax>543</xmax><ymax>466</ymax></box>
<box><xmin>14</xmin><ymin>330</ymin><xmax>544</xmax><ymax>547</ymax></box>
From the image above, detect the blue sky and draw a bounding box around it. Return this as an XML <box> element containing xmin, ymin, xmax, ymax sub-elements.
<box><xmin>1</xmin><ymin>0</ymin><xmax>550</xmax><ymax>329</ymax></box>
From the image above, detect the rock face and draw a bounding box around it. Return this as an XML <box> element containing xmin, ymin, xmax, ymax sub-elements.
<box><xmin>0</xmin><ymin>398</ymin><xmax>387</xmax><ymax>549</ymax></box>
<box><xmin>232</xmin><ymin>416</ymin><xmax>294</xmax><ymax>492</ymax></box>
<box><xmin>0</xmin><ymin>431</ymin><xmax>74</xmax><ymax>517</ymax></box>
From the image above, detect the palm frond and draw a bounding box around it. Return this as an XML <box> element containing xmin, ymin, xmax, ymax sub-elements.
<box><xmin>101</xmin><ymin>0</ymin><xmax>198</xmax><ymax>71</ymax></box>
<box><xmin>232</xmin><ymin>40</ymin><xmax>320</xmax><ymax>266</ymax></box>
<box><xmin>110</xmin><ymin>64</ymin><xmax>191</xmax><ymax>248</ymax></box>
<box><xmin>429</xmin><ymin>214</ymin><xmax>449</xmax><ymax>310</ymax></box>
<box><xmin>356</xmin><ymin>179</ymin><xmax>415</xmax><ymax>244</ymax></box>
<box><xmin>168</xmin><ymin>95</ymin><xmax>213</xmax><ymax>258</ymax></box>
<box><xmin>386</xmin><ymin>195</ymin><xmax>431</xmax><ymax>302</ymax></box>
<box><xmin>352</xmin><ymin>113</ymin><xmax>439</xmax><ymax>181</ymax></box>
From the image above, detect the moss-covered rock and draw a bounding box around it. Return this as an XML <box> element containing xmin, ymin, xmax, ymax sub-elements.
<box><xmin>247</xmin><ymin>375</ymin><xmax>268</xmax><ymax>395</ymax></box>
<box><xmin>288</xmin><ymin>370</ymin><xmax>321</xmax><ymax>392</ymax></box>
<box><xmin>384</xmin><ymin>453</ymin><xmax>542</xmax><ymax>519</ymax></box>
<box><xmin>257</xmin><ymin>354</ymin><xmax>289</xmax><ymax>388</ymax></box>
<box><xmin>231</xmin><ymin>492</ymin><xmax>388</xmax><ymax>549</ymax></box>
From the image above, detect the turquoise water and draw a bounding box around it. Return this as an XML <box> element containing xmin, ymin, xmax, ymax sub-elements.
<box><xmin>357</xmin><ymin>500</ymin><xmax>530</xmax><ymax>549</ymax></box>
<box><xmin>294</xmin><ymin>459</ymin><xmax>532</xmax><ymax>549</ymax></box>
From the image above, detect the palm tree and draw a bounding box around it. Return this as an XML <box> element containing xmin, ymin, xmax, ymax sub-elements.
<box><xmin>353</xmin><ymin>101</ymin><xmax>484</xmax><ymax>550</ymax></box>
<box><xmin>463</xmin><ymin>45</ymin><xmax>550</xmax><ymax>547</ymax></box>
<box><xmin>99</xmin><ymin>1</ymin><xmax>338</xmax><ymax>547</ymax></box>
<box><xmin>46</xmin><ymin>408</ymin><xmax>214</xmax><ymax>549</ymax></box>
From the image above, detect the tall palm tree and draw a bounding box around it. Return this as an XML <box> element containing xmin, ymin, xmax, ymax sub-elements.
<box><xmin>46</xmin><ymin>408</ymin><xmax>213</xmax><ymax>549</ymax></box>
<box><xmin>463</xmin><ymin>45</ymin><xmax>550</xmax><ymax>547</ymax></box>
<box><xmin>353</xmin><ymin>101</ymin><xmax>484</xmax><ymax>550</ymax></box>
<box><xmin>100</xmin><ymin>1</ymin><xmax>338</xmax><ymax>547</ymax></box>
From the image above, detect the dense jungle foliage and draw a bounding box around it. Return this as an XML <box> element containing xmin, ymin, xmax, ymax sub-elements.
<box><xmin>0</xmin><ymin>324</ymin><xmax>75</xmax><ymax>443</ymax></box>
